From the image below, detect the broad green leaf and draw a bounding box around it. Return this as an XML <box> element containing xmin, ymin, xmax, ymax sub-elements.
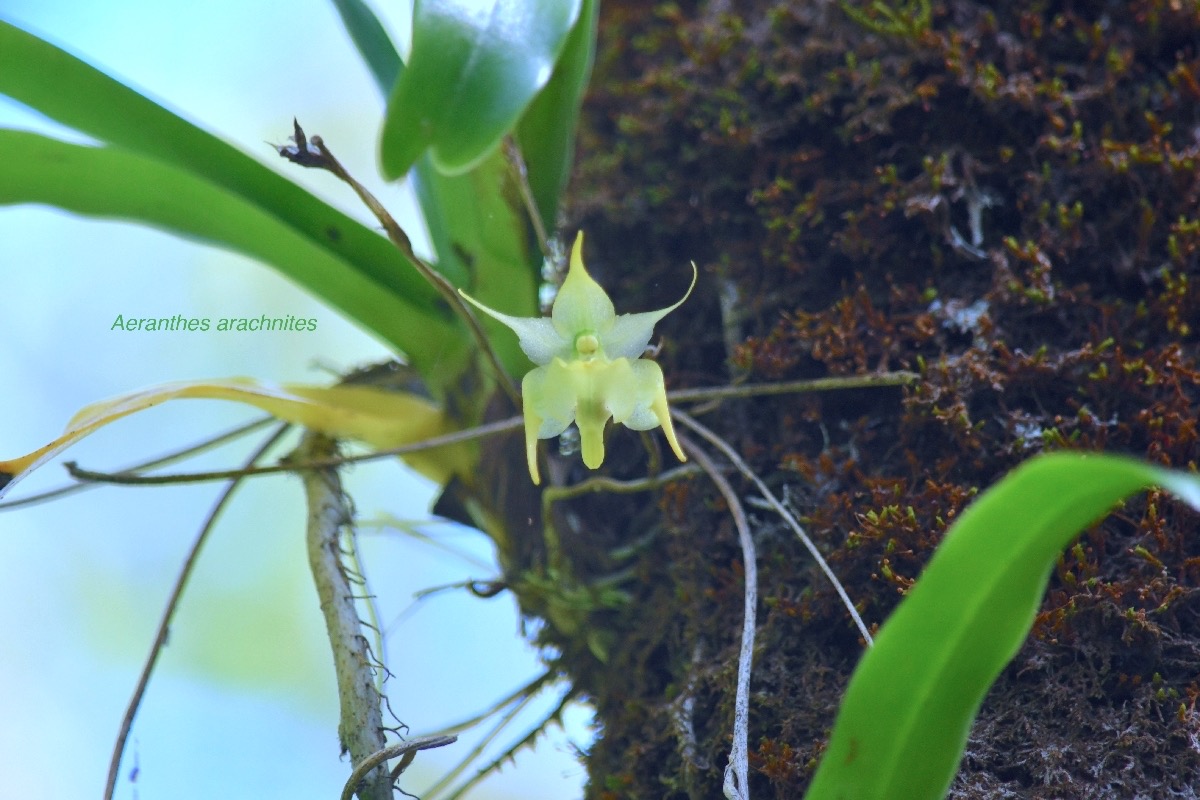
<box><xmin>0</xmin><ymin>21</ymin><xmax>468</xmax><ymax>377</ymax></box>
<box><xmin>379</xmin><ymin>0</ymin><xmax>583</xmax><ymax>178</ymax></box>
<box><xmin>805</xmin><ymin>452</ymin><xmax>1200</xmax><ymax>800</ymax></box>
<box><xmin>516</xmin><ymin>0</ymin><xmax>598</xmax><ymax>233</ymax></box>
<box><xmin>323</xmin><ymin>0</ymin><xmax>467</xmax><ymax>289</ymax></box>
<box><xmin>0</xmin><ymin>129</ymin><xmax>456</xmax><ymax>375</ymax></box>
<box><xmin>0</xmin><ymin>377</ymin><xmax>473</xmax><ymax>501</ymax></box>
<box><xmin>326</xmin><ymin>0</ymin><xmax>540</xmax><ymax>376</ymax></box>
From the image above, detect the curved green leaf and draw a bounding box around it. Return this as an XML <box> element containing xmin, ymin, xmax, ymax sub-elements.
<box><xmin>322</xmin><ymin>0</ymin><xmax>468</xmax><ymax>295</ymax></box>
<box><xmin>326</xmin><ymin>0</ymin><xmax>540</xmax><ymax>375</ymax></box>
<box><xmin>805</xmin><ymin>452</ymin><xmax>1200</xmax><ymax>800</ymax></box>
<box><xmin>329</xmin><ymin>0</ymin><xmax>404</xmax><ymax>91</ymax></box>
<box><xmin>0</xmin><ymin>130</ymin><xmax>456</xmax><ymax>374</ymax></box>
<box><xmin>379</xmin><ymin>0</ymin><xmax>583</xmax><ymax>178</ymax></box>
<box><xmin>0</xmin><ymin>20</ymin><xmax>429</xmax><ymax>304</ymax></box>
<box><xmin>0</xmin><ymin>20</ymin><xmax>467</xmax><ymax>374</ymax></box>
<box><xmin>516</xmin><ymin>0</ymin><xmax>597</xmax><ymax>233</ymax></box>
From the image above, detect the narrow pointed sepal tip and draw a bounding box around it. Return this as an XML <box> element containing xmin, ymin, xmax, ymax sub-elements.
<box><xmin>523</xmin><ymin>393</ymin><xmax>544</xmax><ymax>485</ymax></box>
<box><xmin>526</xmin><ymin>425</ymin><xmax>542</xmax><ymax>485</ymax></box>
<box><xmin>663</xmin><ymin>423</ymin><xmax>687</xmax><ymax>464</ymax></box>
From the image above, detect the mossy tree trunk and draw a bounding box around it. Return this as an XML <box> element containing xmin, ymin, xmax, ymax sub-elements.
<box><xmin>481</xmin><ymin>2</ymin><xmax>1200</xmax><ymax>797</ymax></box>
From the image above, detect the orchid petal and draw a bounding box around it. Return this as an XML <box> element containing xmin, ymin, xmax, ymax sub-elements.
<box><xmin>522</xmin><ymin>365</ymin><xmax>573</xmax><ymax>484</ymax></box>
<box><xmin>598</xmin><ymin>358</ymin><xmax>638</xmax><ymax>425</ymax></box>
<box><xmin>622</xmin><ymin>360</ymin><xmax>685</xmax><ymax>462</ymax></box>
<box><xmin>621</xmin><ymin>360</ymin><xmax>667</xmax><ymax>430</ymax></box>
<box><xmin>524</xmin><ymin>363</ymin><xmax>577</xmax><ymax>438</ymax></box>
<box><xmin>603</xmin><ymin>261</ymin><xmax>697</xmax><ymax>359</ymax></box>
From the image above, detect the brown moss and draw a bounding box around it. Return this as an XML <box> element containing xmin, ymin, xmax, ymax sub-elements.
<box><xmin>508</xmin><ymin>0</ymin><xmax>1200</xmax><ymax>797</ymax></box>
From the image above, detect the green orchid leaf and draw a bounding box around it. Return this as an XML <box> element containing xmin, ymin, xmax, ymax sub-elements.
<box><xmin>0</xmin><ymin>20</ymin><xmax>471</xmax><ymax>377</ymax></box>
<box><xmin>0</xmin><ymin>377</ymin><xmax>471</xmax><ymax>501</ymax></box>
<box><xmin>804</xmin><ymin>452</ymin><xmax>1200</xmax><ymax>800</ymax></box>
<box><xmin>0</xmin><ymin>20</ymin><xmax>438</xmax><ymax>307</ymax></box>
<box><xmin>326</xmin><ymin>0</ymin><xmax>539</xmax><ymax>377</ymax></box>
<box><xmin>329</xmin><ymin>0</ymin><xmax>403</xmax><ymax>91</ymax></box>
<box><xmin>0</xmin><ymin>130</ymin><xmax>459</xmax><ymax>375</ymax></box>
<box><xmin>516</xmin><ymin>0</ymin><xmax>598</xmax><ymax>233</ymax></box>
<box><xmin>379</xmin><ymin>0</ymin><xmax>583</xmax><ymax>179</ymax></box>
<box><xmin>324</xmin><ymin>0</ymin><xmax>471</xmax><ymax>293</ymax></box>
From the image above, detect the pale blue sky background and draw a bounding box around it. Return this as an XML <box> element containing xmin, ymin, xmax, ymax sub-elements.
<box><xmin>0</xmin><ymin>2</ymin><xmax>589</xmax><ymax>798</ymax></box>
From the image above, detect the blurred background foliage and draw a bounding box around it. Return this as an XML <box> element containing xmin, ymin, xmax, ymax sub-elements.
<box><xmin>0</xmin><ymin>1</ymin><xmax>589</xmax><ymax>797</ymax></box>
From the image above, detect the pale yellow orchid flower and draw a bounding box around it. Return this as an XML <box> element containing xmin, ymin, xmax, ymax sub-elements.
<box><xmin>460</xmin><ymin>231</ymin><xmax>695</xmax><ymax>483</ymax></box>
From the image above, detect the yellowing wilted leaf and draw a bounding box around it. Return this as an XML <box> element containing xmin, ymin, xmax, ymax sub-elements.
<box><xmin>0</xmin><ymin>377</ymin><xmax>470</xmax><ymax>499</ymax></box>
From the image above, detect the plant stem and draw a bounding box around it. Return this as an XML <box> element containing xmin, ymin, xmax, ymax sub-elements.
<box><xmin>673</xmin><ymin>409</ymin><xmax>874</xmax><ymax>646</ymax></box>
<box><xmin>278</xmin><ymin>121</ymin><xmax>520</xmax><ymax>406</ymax></box>
<box><xmin>296</xmin><ymin>431</ymin><xmax>391</xmax><ymax>800</ymax></box>
<box><xmin>677</xmin><ymin>433</ymin><xmax>756</xmax><ymax>800</ymax></box>
<box><xmin>667</xmin><ymin>370</ymin><xmax>918</xmax><ymax>404</ymax></box>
